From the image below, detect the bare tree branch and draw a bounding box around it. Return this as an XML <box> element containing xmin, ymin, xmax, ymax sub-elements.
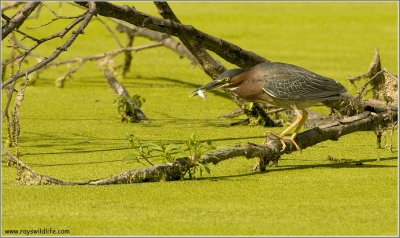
<box><xmin>2</xmin><ymin>81</ymin><xmax>17</xmax><ymax>149</ymax></box>
<box><xmin>103</xmin><ymin>68</ymin><xmax>148</xmax><ymax>121</ymax></box>
<box><xmin>4</xmin><ymin>108</ymin><xmax>396</xmax><ymax>185</ymax></box>
<box><xmin>121</xmin><ymin>26</ymin><xmax>135</xmax><ymax>77</ymax></box>
<box><xmin>55</xmin><ymin>61</ymin><xmax>85</xmax><ymax>88</ymax></box>
<box><xmin>154</xmin><ymin>1</ymin><xmax>225</xmax><ymax>78</ymax></box>
<box><xmin>75</xmin><ymin>2</ymin><xmax>269</xmax><ymax>69</ymax></box>
<box><xmin>45</xmin><ymin>42</ymin><xmax>162</xmax><ymax>87</ymax></box>
<box><xmin>2</xmin><ymin>2</ymin><xmax>97</xmax><ymax>89</ymax></box>
<box><xmin>93</xmin><ymin>17</ymin><xmax>123</xmax><ymax>48</ymax></box>
<box><xmin>2</xmin><ymin>1</ymin><xmax>41</xmax><ymax>40</ymax></box>
<box><xmin>46</xmin><ymin>42</ymin><xmax>162</xmax><ymax>68</ymax></box>
<box><xmin>3</xmin><ymin>73</ymin><xmax>30</xmax><ymax>166</ymax></box>
<box><xmin>2</xmin><ymin>147</ymin><xmax>75</xmax><ymax>185</ymax></box>
<box><xmin>348</xmin><ymin>48</ymin><xmax>385</xmax><ymax>99</ymax></box>
<box><xmin>2</xmin><ymin>16</ymin><xmax>84</xmax><ymax>70</ymax></box>
<box><xmin>113</xmin><ymin>18</ymin><xmax>199</xmax><ymax>65</ymax></box>
<box><xmin>26</xmin><ymin>10</ymin><xmax>87</xmax><ymax>30</ymax></box>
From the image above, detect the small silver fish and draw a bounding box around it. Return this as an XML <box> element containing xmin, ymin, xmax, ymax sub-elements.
<box><xmin>197</xmin><ymin>89</ymin><xmax>207</xmax><ymax>103</ymax></box>
<box><xmin>189</xmin><ymin>89</ymin><xmax>207</xmax><ymax>103</ymax></box>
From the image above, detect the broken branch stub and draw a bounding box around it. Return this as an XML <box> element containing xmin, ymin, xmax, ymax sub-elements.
<box><xmin>103</xmin><ymin>69</ymin><xmax>148</xmax><ymax>122</ymax></box>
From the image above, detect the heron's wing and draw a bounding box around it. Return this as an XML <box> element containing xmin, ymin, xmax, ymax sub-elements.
<box><xmin>260</xmin><ymin>62</ymin><xmax>347</xmax><ymax>101</ymax></box>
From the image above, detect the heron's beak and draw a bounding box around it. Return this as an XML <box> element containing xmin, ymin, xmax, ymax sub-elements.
<box><xmin>190</xmin><ymin>79</ymin><xmax>226</xmax><ymax>97</ymax></box>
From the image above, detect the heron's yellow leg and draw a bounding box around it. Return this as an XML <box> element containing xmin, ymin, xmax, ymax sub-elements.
<box><xmin>263</xmin><ymin>106</ymin><xmax>310</xmax><ymax>151</ymax></box>
<box><xmin>283</xmin><ymin>109</ymin><xmax>308</xmax><ymax>151</ymax></box>
<box><xmin>263</xmin><ymin>107</ymin><xmax>304</xmax><ymax>151</ymax></box>
<box><xmin>278</xmin><ymin>107</ymin><xmax>304</xmax><ymax>138</ymax></box>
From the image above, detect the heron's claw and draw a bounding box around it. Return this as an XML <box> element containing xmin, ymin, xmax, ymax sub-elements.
<box><xmin>263</xmin><ymin>131</ymin><xmax>301</xmax><ymax>152</ymax></box>
<box><xmin>281</xmin><ymin>135</ymin><xmax>302</xmax><ymax>152</ymax></box>
<box><xmin>263</xmin><ymin>131</ymin><xmax>287</xmax><ymax>151</ymax></box>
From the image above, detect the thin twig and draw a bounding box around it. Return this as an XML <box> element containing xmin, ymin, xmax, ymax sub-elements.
<box><xmin>2</xmin><ymin>15</ymin><xmax>86</xmax><ymax>68</ymax></box>
<box><xmin>2</xmin><ymin>2</ymin><xmax>25</xmax><ymax>11</ymax></box>
<box><xmin>383</xmin><ymin>68</ymin><xmax>398</xmax><ymax>81</ymax></box>
<box><xmin>356</xmin><ymin>70</ymin><xmax>384</xmax><ymax>100</ymax></box>
<box><xmin>112</xmin><ymin>18</ymin><xmax>198</xmax><ymax>65</ymax></box>
<box><xmin>93</xmin><ymin>17</ymin><xmax>123</xmax><ymax>48</ymax></box>
<box><xmin>14</xmin><ymin>28</ymin><xmax>41</xmax><ymax>42</ymax></box>
<box><xmin>27</xmin><ymin>3</ymin><xmax>85</xmax><ymax>26</ymax></box>
<box><xmin>46</xmin><ymin>42</ymin><xmax>163</xmax><ymax>67</ymax></box>
<box><xmin>55</xmin><ymin>61</ymin><xmax>86</xmax><ymax>87</ymax></box>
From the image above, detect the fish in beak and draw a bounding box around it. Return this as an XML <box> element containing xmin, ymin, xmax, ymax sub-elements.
<box><xmin>190</xmin><ymin>78</ymin><xmax>227</xmax><ymax>98</ymax></box>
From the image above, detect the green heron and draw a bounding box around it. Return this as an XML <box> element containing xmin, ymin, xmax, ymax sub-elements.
<box><xmin>192</xmin><ymin>62</ymin><xmax>347</xmax><ymax>150</ymax></box>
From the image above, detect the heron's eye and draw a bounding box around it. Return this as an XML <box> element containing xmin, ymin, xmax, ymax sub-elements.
<box><xmin>223</xmin><ymin>77</ymin><xmax>230</xmax><ymax>82</ymax></box>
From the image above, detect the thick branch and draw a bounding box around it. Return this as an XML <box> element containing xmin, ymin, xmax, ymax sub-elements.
<box><xmin>7</xmin><ymin>108</ymin><xmax>396</xmax><ymax>185</ymax></box>
<box><xmin>75</xmin><ymin>2</ymin><xmax>269</xmax><ymax>69</ymax></box>
<box><xmin>2</xmin><ymin>1</ymin><xmax>41</xmax><ymax>40</ymax></box>
<box><xmin>154</xmin><ymin>1</ymin><xmax>225</xmax><ymax>78</ymax></box>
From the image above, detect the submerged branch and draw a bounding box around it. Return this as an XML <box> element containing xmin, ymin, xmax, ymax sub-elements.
<box><xmin>103</xmin><ymin>69</ymin><xmax>148</xmax><ymax>121</ymax></box>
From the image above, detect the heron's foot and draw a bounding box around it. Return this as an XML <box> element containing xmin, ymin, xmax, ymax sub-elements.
<box><xmin>263</xmin><ymin>131</ymin><xmax>286</xmax><ymax>151</ymax></box>
<box><xmin>281</xmin><ymin>133</ymin><xmax>302</xmax><ymax>152</ymax></box>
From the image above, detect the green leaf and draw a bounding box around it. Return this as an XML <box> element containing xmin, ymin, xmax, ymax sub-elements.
<box><xmin>202</xmin><ymin>164</ymin><xmax>211</xmax><ymax>174</ymax></box>
<box><xmin>197</xmin><ymin>163</ymin><xmax>211</xmax><ymax>175</ymax></box>
<box><xmin>123</xmin><ymin>153</ymin><xmax>137</xmax><ymax>162</ymax></box>
<box><xmin>147</xmin><ymin>143</ymin><xmax>163</xmax><ymax>152</ymax></box>
<box><xmin>165</xmin><ymin>144</ymin><xmax>180</xmax><ymax>154</ymax></box>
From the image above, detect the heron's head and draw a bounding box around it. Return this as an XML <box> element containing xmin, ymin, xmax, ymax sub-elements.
<box><xmin>191</xmin><ymin>69</ymin><xmax>246</xmax><ymax>96</ymax></box>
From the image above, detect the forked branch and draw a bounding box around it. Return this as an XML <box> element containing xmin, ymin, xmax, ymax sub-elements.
<box><xmin>2</xmin><ymin>2</ymin><xmax>97</xmax><ymax>89</ymax></box>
